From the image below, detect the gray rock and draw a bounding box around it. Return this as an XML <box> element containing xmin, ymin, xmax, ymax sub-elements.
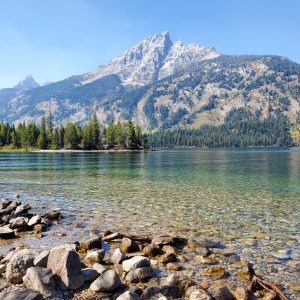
<box><xmin>1</xmin><ymin>250</ymin><xmax>16</xmax><ymax>264</ymax></box>
<box><xmin>90</xmin><ymin>269</ymin><xmax>121</xmax><ymax>292</ymax></box>
<box><xmin>14</xmin><ymin>203</ymin><xmax>31</xmax><ymax>215</ymax></box>
<box><xmin>10</xmin><ymin>217</ymin><xmax>28</xmax><ymax>229</ymax></box>
<box><xmin>120</xmin><ymin>238</ymin><xmax>139</xmax><ymax>253</ymax></box>
<box><xmin>142</xmin><ymin>243</ymin><xmax>163</xmax><ymax>257</ymax></box>
<box><xmin>85</xmin><ymin>249</ymin><xmax>105</xmax><ymax>265</ymax></box>
<box><xmin>0</xmin><ymin>199</ymin><xmax>12</xmax><ymax>209</ymax></box>
<box><xmin>93</xmin><ymin>263</ymin><xmax>108</xmax><ymax>275</ymax></box>
<box><xmin>81</xmin><ymin>268</ymin><xmax>99</xmax><ymax>282</ymax></box>
<box><xmin>0</xmin><ymin>264</ymin><xmax>6</xmax><ymax>274</ymax></box>
<box><xmin>28</xmin><ymin>215</ymin><xmax>41</xmax><ymax>227</ymax></box>
<box><xmin>0</xmin><ymin>289</ymin><xmax>43</xmax><ymax>300</ymax></box>
<box><xmin>117</xmin><ymin>290</ymin><xmax>140</xmax><ymax>300</ymax></box>
<box><xmin>47</xmin><ymin>244</ymin><xmax>84</xmax><ymax>290</ymax></box>
<box><xmin>152</xmin><ymin>235</ymin><xmax>187</xmax><ymax>246</ymax></box>
<box><xmin>190</xmin><ymin>289</ymin><xmax>213</xmax><ymax>300</ymax></box>
<box><xmin>141</xmin><ymin>285</ymin><xmax>181</xmax><ymax>299</ymax></box>
<box><xmin>0</xmin><ymin>226</ymin><xmax>15</xmax><ymax>239</ymax></box>
<box><xmin>110</xmin><ymin>248</ymin><xmax>126</xmax><ymax>264</ymax></box>
<box><xmin>80</xmin><ymin>235</ymin><xmax>102</xmax><ymax>250</ymax></box>
<box><xmin>122</xmin><ymin>256</ymin><xmax>150</xmax><ymax>272</ymax></box>
<box><xmin>23</xmin><ymin>267</ymin><xmax>55</xmax><ymax>299</ymax></box>
<box><xmin>271</xmin><ymin>252</ymin><xmax>290</xmax><ymax>260</ymax></box>
<box><xmin>34</xmin><ymin>251</ymin><xmax>49</xmax><ymax>268</ymax></box>
<box><xmin>6</xmin><ymin>249</ymin><xmax>37</xmax><ymax>284</ymax></box>
<box><xmin>125</xmin><ymin>267</ymin><xmax>154</xmax><ymax>283</ymax></box>
<box><xmin>162</xmin><ymin>273</ymin><xmax>196</xmax><ymax>293</ymax></box>
<box><xmin>215</xmin><ymin>287</ymin><xmax>235</xmax><ymax>300</ymax></box>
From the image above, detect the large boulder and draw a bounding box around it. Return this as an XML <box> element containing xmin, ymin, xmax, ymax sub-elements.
<box><xmin>122</xmin><ymin>256</ymin><xmax>150</xmax><ymax>273</ymax></box>
<box><xmin>6</xmin><ymin>249</ymin><xmax>37</xmax><ymax>284</ymax></box>
<box><xmin>90</xmin><ymin>269</ymin><xmax>121</xmax><ymax>292</ymax></box>
<box><xmin>47</xmin><ymin>244</ymin><xmax>84</xmax><ymax>290</ymax></box>
<box><xmin>0</xmin><ymin>226</ymin><xmax>15</xmax><ymax>239</ymax></box>
<box><xmin>141</xmin><ymin>285</ymin><xmax>181</xmax><ymax>299</ymax></box>
<box><xmin>120</xmin><ymin>238</ymin><xmax>140</xmax><ymax>253</ymax></box>
<box><xmin>23</xmin><ymin>267</ymin><xmax>55</xmax><ymax>299</ymax></box>
<box><xmin>0</xmin><ymin>289</ymin><xmax>43</xmax><ymax>300</ymax></box>
<box><xmin>125</xmin><ymin>267</ymin><xmax>154</xmax><ymax>283</ymax></box>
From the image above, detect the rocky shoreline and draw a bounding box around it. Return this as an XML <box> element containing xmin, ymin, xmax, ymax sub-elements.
<box><xmin>0</xmin><ymin>197</ymin><xmax>297</xmax><ymax>300</ymax></box>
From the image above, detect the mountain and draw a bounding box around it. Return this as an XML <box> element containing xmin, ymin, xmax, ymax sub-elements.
<box><xmin>14</xmin><ymin>75</ymin><xmax>40</xmax><ymax>90</ymax></box>
<box><xmin>0</xmin><ymin>32</ymin><xmax>299</xmax><ymax>128</ymax></box>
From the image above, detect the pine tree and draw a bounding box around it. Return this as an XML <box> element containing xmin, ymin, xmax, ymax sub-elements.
<box><xmin>64</xmin><ymin>122</ymin><xmax>80</xmax><ymax>149</ymax></box>
<box><xmin>105</xmin><ymin>121</ymin><xmax>116</xmax><ymax>149</ymax></box>
<box><xmin>91</xmin><ymin>113</ymin><xmax>100</xmax><ymax>149</ymax></box>
<box><xmin>37</xmin><ymin>117</ymin><xmax>48</xmax><ymax>149</ymax></box>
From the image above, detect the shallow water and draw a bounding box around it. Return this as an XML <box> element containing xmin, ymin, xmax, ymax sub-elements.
<box><xmin>0</xmin><ymin>149</ymin><xmax>299</xmax><ymax>295</ymax></box>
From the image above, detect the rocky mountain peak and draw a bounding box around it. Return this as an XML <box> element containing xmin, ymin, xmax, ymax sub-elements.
<box><xmin>14</xmin><ymin>75</ymin><xmax>40</xmax><ymax>91</ymax></box>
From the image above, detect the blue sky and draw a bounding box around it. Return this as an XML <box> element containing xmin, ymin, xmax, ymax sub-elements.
<box><xmin>0</xmin><ymin>0</ymin><xmax>299</xmax><ymax>88</ymax></box>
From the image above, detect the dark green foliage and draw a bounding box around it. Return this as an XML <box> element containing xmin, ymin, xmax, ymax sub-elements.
<box><xmin>149</xmin><ymin>108</ymin><xmax>292</xmax><ymax>148</ymax></box>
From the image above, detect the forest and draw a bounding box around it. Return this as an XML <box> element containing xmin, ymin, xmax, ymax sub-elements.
<box><xmin>0</xmin><ymin>114</ymin><xmax>148</xmax><ymax>150</ymax></box>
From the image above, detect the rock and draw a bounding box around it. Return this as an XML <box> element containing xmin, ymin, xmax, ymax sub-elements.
<box><xmin>162</xmin><ymin>245</ymin><xmax>177</xmax><ymax>254</ymax></box>
<box><xmin>262</xmin><ymin>292</ymin><xmax>276</xmax><ymax>300</ymax></box>
<box><xmin>47</xmin><ymin>244</ymin><xmax>84</xmax><ymax>290</ymax></box>
<box><xmin>198</xmin><ymin>239</ymin><xmax>222</xmax><ymax>249</ymax></box>
<box><xmin>40</xmin><ymin>218</ymin><xmax>51</xmax><ymax>226</ymax></box>
<box><xmin>85</xmin><ymin>249</ymin><xmax>105</xmax><ymax>265</ymax></box>
<box><xmin>23</xmin><ymin>267</ymin><xmax>55</xmax><ymax>298</ymax></box>
<box><xmin>6</xmin><ymin>249</ymin><xmax>37</xmax><ymax>284</ymax></box>
<box><xmin>14</xmin><ymin>194</ymin><xmax>20</xmax><ymax>199</ymax></box>
<box><xmin>122</xmin><ymin>256</ymin><xmax>150</xmax><ymax>272</ymax></box>
<box><xmin>1</xmin><ymin>250</ymin><xmax>15</xmax><ymax>264</ymax></box>
<box><xmin>271</xmin><ymin>252</ymin><xmax>290</xmax><ymax>260</ymax></box>
<box><xmin>120</xmin><ymin>238</ymin><xmax>140</xmax><ymax>253</ymax></box>
<box><xmin>129</xmin><ymin>285</ymin><xmax>143</xmax><ymax>296</ymax></box>
<box><xmin>44</xmin><ymin>211</ymin><xmax>60</xmax><ymax>219</ymax></box>
<box><xmin>90</xmin><ymin>269</ymin><xmax>121</xmax><ymax>292</ymax></box>
<box><xmin>234</xmin><ymin>287</ymin><xmax>251</xmax><ymax>300</ymax></box>
<box><xmin>81</xmin><ymin>268</ymin><xmax>99</xmax><ymax>282</ymax></box>
<box><xmin>0</xmin><ymin>199</ymin><xmax>12</xmax><ymax>209</ymax></box>
<box><xmin>110</xmin><ymin>248</ymin><xmax>126</xmax><ymax>264</ymax></box>
<box><xmin>238</xmin><ymin>265</ymin><xmax>254</xmax><ymax>281</ymax></box>
<box><xmin>80</xmin><ymin>236</ymin><xmax>102</xmax><ymax>250</ymax></box>
<box><xmin>195</xmin><ymin>255</ymin><xmax>217</xmax><ymax>264</ymax></box>
<box><xmin>93</xmin><ymin>263</ymin><xmax>108</xmax><ymax>275</ymax></box>
<box><xmin>116</xmin><ymin>290</ymin><xmax>140</xmax><ymax>300</ymax></box>
<box><xmin>125</xmin><ymin>267</ymin><xmax>154</xmax><ymax>283</ymax></box>
<box><xmin>290</xmin><ymin>282</ymin><xmax>300</xmax><ymax>291</ymax></box>
<box><xmin>34</xmin><ymin>251</ymin><xmax>49</xmax><ymax>268</ymax></box>
<box><xmin>14</xmin><ymin>203</ymin><xmax>31</xmax><ymax>215</ymax></box>
<box><xmin>28</xmin><ymin>215</ymin><xmax>41</xmax><ymax>227</ymax></box>
<box><xmin>190</xmin><ymin>289</ymin><xmax>213</xmax><ymax>300</ymax></box>
<box><xmin>10</xmin><ymin>217</ymin><xmax>28</xmax><ymax>229</ymax></box>
<box><xmin>3</xmin><ymin>201</ymin><xmax>19</xmax><ymax>214</ymax></box>
<box><xmin>227</xmin><ymin>254</ymin><xmax>241</xmax><ymax>264</ymax></box>
<box><xmin>0</xmin><ymin>226</ymin><xmax>15</xmax><ymax>239</ymax></box>
<box><xmin>114</xmin><ymin>263</ymin><xmax>123</xmax><ymax>276</ymax></box>
<box><xmin>0</xmin><ymin>289</ymin><xmax>43</xmax><ymax>300</ymax></box>
<box><xmin>141</xmin><ymin>285</ymin><xmax>181</xmax><ymax>299</ymax></box>
<box><xmin>202</xmin><ymin>266</ymin><xmax>225</xmax><ymax>277</ymax></box>
<box><xmin>159</xmin><ymin>252</ymin><xmax>176</xmax><ymax>264</ymax></box>
<box><xmin>215</xmin><ymin>287</ymin><xmax>235</xmax><ymax>300</ymax></box>
<box><xmin>166</xmin><ymin>262</ymin><xmax>181</xmax><ymax>271</ymax></box>
<box><xmin>33</xmin><ymin>224</ymin><xmax>45</xmax><ymax>234</ymax></box>
<box><xmin>0</xmin><ymin>264</ymin><xmax>6</xmax><ymax>274</ymax></box>
<box><xmin>143</xmin><ymin>243</ymin><xmax>163</xmax><ymax>257</ymax></box>
<box><xmin>162</xmin><ymin>273</ymin><xmax>196</xmax><ymax>293</ymax></box>
<box><xmin>152</xmin><ymin>235</ymin><xmax>175</xmax><ymax>246</ymax></box>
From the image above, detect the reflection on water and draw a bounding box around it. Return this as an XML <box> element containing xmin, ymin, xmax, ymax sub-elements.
<box><xmin>0</xmin><ymin>149</ymin><xmax>299</xmax><ymax>291</ymax></box>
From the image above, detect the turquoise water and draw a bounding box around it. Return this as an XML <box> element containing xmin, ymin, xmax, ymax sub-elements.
<box><xmin>0</xmin><ymin>149</ymin><xmax>299</xmax><ymax>294</ymax></box>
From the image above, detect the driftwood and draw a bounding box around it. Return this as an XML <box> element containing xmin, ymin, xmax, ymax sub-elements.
<box><xmin>248</xmin><ymin>275</ymin><xmax>288</xmax><ymax>300</ymax></box>
<box><xmin>102</xmin><ymin>232</ymin><xmax>153</xmax><ymax>243</ymax></box>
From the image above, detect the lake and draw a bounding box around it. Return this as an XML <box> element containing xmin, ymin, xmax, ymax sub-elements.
<box><xmin>0</xmin><ymin>148</ymin><xmax>299</xmax><ymax>295</ymax></box>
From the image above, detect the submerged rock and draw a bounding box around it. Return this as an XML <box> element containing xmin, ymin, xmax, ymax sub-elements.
<box><xmin>202</xmin><ymin>266</ymin><xmax>225</xmax><ymax>277</ymax></box>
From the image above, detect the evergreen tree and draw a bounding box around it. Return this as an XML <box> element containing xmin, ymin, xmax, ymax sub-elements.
<box><xmin>37</xmin><ymin>117</ymin><xmax>48</xmax><ymax>149</ymax></box>
<box><xmin>91</xmin><ymin>113</ymin><xmax>100</xmax><ymax>149</ymax></box>
<box><xmin>64</xmin><ymin>122</ymin><xmax>80</xmax><ymax>149</ymax></box>
<box><xmin>105</xmin><ymin>121</ymin><xmax>116</xmax><ymax>149</ymax></box>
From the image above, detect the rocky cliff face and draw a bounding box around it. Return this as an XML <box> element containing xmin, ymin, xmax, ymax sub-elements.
<box><xmin>0</xmin><ymin>32</ymin><xmax>299</xmax><ymax>129</ymax></box>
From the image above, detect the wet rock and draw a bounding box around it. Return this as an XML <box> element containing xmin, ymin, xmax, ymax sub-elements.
<box><xmin>162</xmin><ymin>273</ymin><xmax>196</xmax><ymax>293</ymax></box>
<box><xmin>234</xmin><ymin>287</ymin><xmax>251</xmax><ymax>300</ymax></box>
<box><xmin>122</xmin><ymin>256</ymin><xmax>150</xmax><ymax>272</ymax></box>
<box><xmin>90</xmin><ymin>269</ymin><xmax>121</xmax><ymax>292</ymax></box>
<box><xmin>162</xmin><ymin>245</ymin><xmax>177</xmax><ymax>254</ymax></box>
<box><xmin>152</xmin><ymin>235</ymin><xmax>181</xmax><ymax>246</ymax></box>
<box><xmin>0</xmin><ymin>289</ymin><xmax>43</xmax><ymax>300</ymax></box>
<box><xmin>14</xmin><ymin>203</ymin><xmax>31</xmax><ymax>215</ymax></box>
<box><xmin>141</xmin><ymin>285</ymin><xmax>181</xmax><ymax>299</ymax></box>
<box><xmin>110</xmin><ymin>248</ymin><xmax>126</xmax><ymax>264</ymax></box>
<box><xmin>23</xmin><ymin>267</ymin><xmax>55</xmax><ymax>298</ymax></box>
<box><xmin>44</xmin><ymin>211</ymin><xmax>60</xmax><ymax>219</ymax></box>
<box><xmin>0</xmin><ymin>226</ymin><xmax>15</xmax><ymax>239</ymax></box>
<box><xmin>93</xmin><ymin>263</ymin><xmax>108</xmax><ymax>275</ymax></box>
<box><xmin>6</xmin><ymin>249</ymin><xmax>37</xmax><ymax>284</ymax></box>
<box><xmin>159</xmin><ymin>252</ymin><xmax>177</xmax><ymax>264</ymax></box>
<box><xmin>120</xmin><ymin>238</ymin><xmax>139</xmax><ymax>253</ymax></box>
<box><xmin>33</xmin><ymin>224</ymin><xmax>45</xmax><ymax>234</ymax></box>
<box><xmin>47</xmin><ymin>244</ymin><xmax>84</xmax><ymax>290</ymax></box>
<box><xmin>195</xmin><ymin>254</ymin><xmax>217</xmax><ymax>264</ymax></box>
<box><xmin>81</xmin><ymin>268</ymin><xmax>99</xmax><ymax>282</ymax></box>
<box><xmin>142</xmin><ymin>243</ymin><xmax>163</xmax><ymax>257</ymax></box>
<box><xmin>10</xmin><ymin>216</ymin><xmax>28</xmax><ymax>229</ymax></box>
<box><xmin>125</xmin><ymin>267</ymin><xmax>154</xmax><ymax>283</ymax></box>
<box><xmin>202</xmin><ymin>266</ymin><xmax>225</xmax><ymax>277</ymax></box>
<box><xmin>34</xmin><ymin>251</ymin><xmax>49</xmax><ymax>268</ymax></box>
<box><xmin>215</xmin><ymin>287</ymin><xmax>235</xmax><ymax>300</ymax></box>
<box><xmin>116</xmin><ymin>290</ymin><xmax>140</xmax><ymax>300</ymax></box>
<box><xmin>238</xmin><ymin>265</ymin><xmax>254</xmax><ymax>281</ymax></box>
<box><xmin>28</xmin><ymin>215</ymin><xmax>41</xmax><ymax>227</ymax></box>
<box><xmin>166</xmin><ymin>262</ymin><xmax>181</xmax><ymax>271</ymax></box>
<box><xmin>85</xmin><ymin>249</ymin><xmax>105</xmax><ymax>265</ymax></box>
<box><xmin>0</xmin><ymin>199</ymin><xmax>12</xmax><ymax>209</ymax></box>
<box><xmin>80</xmin><ymin>236</ymin><xmax>102</xmax><ymax>250</ymax></box>
<box><xmin>40</xmin><ymin>218</ymin><xmax>51</xmax><ymax>226</ymax></box>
